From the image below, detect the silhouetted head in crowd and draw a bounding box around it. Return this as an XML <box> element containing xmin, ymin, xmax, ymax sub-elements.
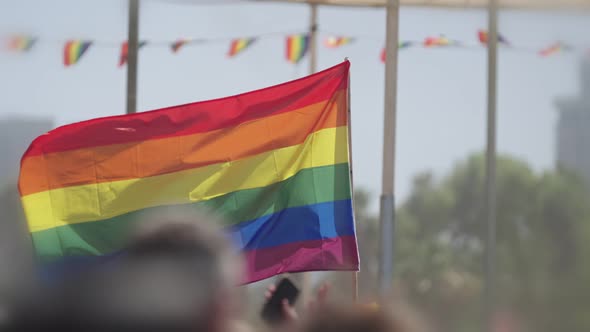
<box><xmin>5</xmin><ymin>207</ymin><xmax>242</xmax><ymax>332</ymax></box>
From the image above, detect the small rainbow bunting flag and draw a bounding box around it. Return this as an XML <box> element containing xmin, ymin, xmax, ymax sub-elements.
<box><xmin>63</xmin><ymin>40</ymin><xmax>92</xmax><ymax>67</ymax></box>
<box><xmin>7</xmin><ymin>35</ymin><xmax>37</xmax><ymax>52</ymax></box>
<box><xmin>478</xmin><ymin>30</ymin><xmax>509</xmax><ymax>46</ymax></box>
<box><xmin>423</xmin><ymin>36</ymin><xmax>457</xmax><ymax>47</ymax></box>
<box><xmin>539</xmin><ymin>42</ymin><xmax>571</xmax><ymax>57</ymax></box>
<box><xmin>119</xmin><ymin>40</ymin><xmax>147</xmax><ymax>67</ymax></box>
<box><xmin>170</xmin><ymin>39</ymin><xmax>190</xmax><ymax>53</ymax></box>
<box><xmin>227</xmin><ymin>38</ymin><xmax>256</xmax><ymax>58</ymax></box>
<box><xmin>380</xmin><ymin>42</ymin><xmax>413</xmax><ymax>62</ymax></box>
<box><xmin>324</xmin><ymin>36</ymin><xmax>353</xmax><ymax>49</ymax></box>
<box><xmin>286</xmin><ymin>34</ymin><xmax>310</xmax><ymax>64</ymax></box>
<box><xmin>399</xmin><ymin>41</ymin><xmax>413</xmax><ymax>49</ymax></box>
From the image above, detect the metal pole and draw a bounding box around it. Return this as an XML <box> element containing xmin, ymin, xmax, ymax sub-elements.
<box><xmin>298</xmin><ymin>3</ymin><xmax>319</xmax><ymax>308</ymax></box>
<box><xmin>309</xmin><ymin>4</ymin><xmax>318</xmax><ymax>74</ymax></box>
<box><xmin>484</xmin><ymin>0</ymin><xmax>498</xmax><ymax>331</ymax></box>
<box><xmin>126</xmin><ymin>0</ymin><xmax>140</xmax><ymax>114</ymax></box>
<box><xmin>379</xmin><ymin>0</ymin><xmax>399</xmax><ymax>295</ymax></box>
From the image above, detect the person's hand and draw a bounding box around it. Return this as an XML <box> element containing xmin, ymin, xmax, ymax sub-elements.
<box><xmin>263</xmin><ymin>281</ymin><xmax>331</xmax><ymax>323</ymax></box>
<box><xmin>264</xmin><ymin>283</ymin><xmax>298</xmax><ymax>323</ymax></box>
<box><xmin>307</xmin><ymin>283</ymin><xmax>329</xmax><ymax>311</ymax></box>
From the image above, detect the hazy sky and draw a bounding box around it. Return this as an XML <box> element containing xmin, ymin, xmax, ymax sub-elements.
<box><xmin>0</xmin><ymin>0</ymin><xmax>588</xmax><ymax>211</ymax></box>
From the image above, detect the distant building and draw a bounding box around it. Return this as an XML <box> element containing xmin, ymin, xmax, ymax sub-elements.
<box><xmin>0</xmin><ymin>117</ymin><xmax>53</xmax><ymax>185</ymax></box>
<box><xmin>556</xmin><ymin>59</ymin><xmax>590</xmax><ymax>184</ymax></box>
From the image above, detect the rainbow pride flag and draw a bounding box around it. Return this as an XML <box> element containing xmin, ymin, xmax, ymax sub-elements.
<box><xmin>18</xmin><ymin>61</ymin><xmax>358</xmax><ymax>284</ymax></box>
<box><xmin>63</xmin><ymin>40</ymin><xmax>92</xmax><ymax>67</ymax></box>
<box><xmin>286</xmin><ymin>34</ymin><xmax>310</xmax><ymax>64</ymax></box>
<box><xmin>119</xmin><ymin>40</ymin><xmax>147</xmax><ymax>67</ymax></box>
<box><xmin>324</xmin><ymin>36</ymin><xmax>353</xmax><ymax>49</ymax></box>
<box><xmin>170</xmin><ymin>39</ymin><xmax>189</xmax><ymax>53</ymax></box>
<box><xmin>7</xmin><ymin>35</ymin><xmax>36</xmax><ymax>52</ymax></box>
<box><xmin>228</xmin><ymin>38</ymin><xmax>256</xmax><ymax>57</ymax></box>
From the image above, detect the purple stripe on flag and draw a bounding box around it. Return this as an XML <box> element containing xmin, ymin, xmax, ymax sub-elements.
<box><xmin>242</xmin><ymin>235</ymin><xmax>359</xmax><ymax>284</ymax></box>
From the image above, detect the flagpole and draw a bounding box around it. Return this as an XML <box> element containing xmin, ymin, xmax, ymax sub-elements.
<box><xmin>345</xmin><ymin>58</ymin><xmax>359</xmax><ymax>303</ymax></box>
<box><xmin>126</xmin><ymin>0</ymin><xmax>139</xmax><ymax>115</ymax></box>
<box><xmin>484</xmin><ymin>0</ymin><xmax>498</xmax><ymax>330</ymax></box>
<box><xmin>379</xmin><ymin>0</ymin><xmax>399</xmax><ymax>296</ymax></box>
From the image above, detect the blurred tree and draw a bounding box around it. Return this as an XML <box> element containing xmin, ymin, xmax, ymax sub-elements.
<box><xmin>393</xmin><ymin>153</ymin><xmax>590</xmax><ymax>332</ymax></box>
<box><xmin>353</xmin><ymin>189</ymin><xmax>380</xmax><ymax>298</ymax></box>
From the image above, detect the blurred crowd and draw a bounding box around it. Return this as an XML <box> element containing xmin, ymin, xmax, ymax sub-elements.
<box><xmin>0</xmin><ymin>207</ymin><xmax>427</xmax><ymax>332</ymax></box>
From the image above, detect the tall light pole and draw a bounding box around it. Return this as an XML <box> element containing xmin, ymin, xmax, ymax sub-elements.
<box><xmin>309</xmin><ymin>4</ymin><xmax>318</xmax><ymax>74</ymax></box>
<box><xmin>484</xmin><ymin>0</ymin><xmax>499</xmax><ymax>330</ymax></box>
<box><xmin>126</xmin><ymin>0</ymin><xmax>140</xmax><ymax>114</ymax></box>
<box><xmin>298</xmin><ymin>2</ymin><xmax>319</xmax><ymax>306</ymax></box>
<box><xmin>379</xmin><ymin>0</ymin><xmax>399</xmax><ymax>294</ymax></box>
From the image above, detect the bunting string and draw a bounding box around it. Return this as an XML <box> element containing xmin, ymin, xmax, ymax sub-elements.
<box><xmin>2</xmin><ymin>29</ymin><xmax>587</xmax><ymax>68</ymax></box>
